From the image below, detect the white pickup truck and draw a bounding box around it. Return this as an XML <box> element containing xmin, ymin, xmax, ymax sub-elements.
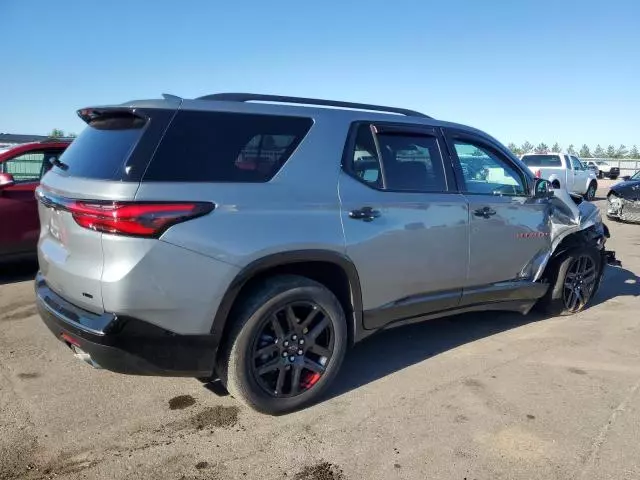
<box><xmin>520</xmin><ymin>153</ymin><xmax>598</xmax><ymax>201</ymax></box>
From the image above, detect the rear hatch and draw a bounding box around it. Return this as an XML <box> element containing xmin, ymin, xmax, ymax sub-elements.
<box><xmin>37</xmin><ymin>104</ymin><xmax>176</xmax><ymax>313</ymax></box>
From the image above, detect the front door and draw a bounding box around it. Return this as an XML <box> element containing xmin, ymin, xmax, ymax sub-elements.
<box><xmin>443</xmin><ymin>130</ymin><xmax>550</xmax><ymax>304</ymax></box>
<box><xmin>339</xmin><ymin>123</ymin><xmax>469</xmax><ymax>329</ymax></box>
<box><xmin>0</xmin><ymin>149</ymin><xmax>56</xmax><ymax>258</ymax></box>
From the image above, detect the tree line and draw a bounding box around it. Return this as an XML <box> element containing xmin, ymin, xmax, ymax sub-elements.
<box><xmin>507</xmin><ymin>142</ymin><xmax>639</xmax><ymax>159</ymax></box>
<box><xmin>49</xmin><ymin>129</ymin><xmax>77</xmax><ymax>138</ymax></box>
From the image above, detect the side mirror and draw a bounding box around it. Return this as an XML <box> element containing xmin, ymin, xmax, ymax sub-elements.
<box><xmin>0</xmin><ymin>173</ymin><xmax>15</xmax><ymax>189</ymax></box>
<box><xmin>622</xmin><ymin>175</ymin><xmax>631</xmax><ymax>181</ymax></box>
<box><xmin>533</xmin><ymin>178</ymin><xmax>553</xmax><ymax>198</ymax></box>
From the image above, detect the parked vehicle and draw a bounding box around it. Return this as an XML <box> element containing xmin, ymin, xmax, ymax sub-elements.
<box><xmin>583</xmin><ymin>161</ymin><xmax>599</xmax><ymax>176</ymax></box>
<box><xmin>607</xmin><ymin>171</ymin><xmax>640</xmax><ymax>223</ymax></box>
<box><xmin>520</xmin><ymin>153</ymin><xmax>598</xmax><ymax>201</ymax></box>
<box><xmin>0</xmin><ymin>138</ymin><xmax>72</xmax><ymax>262</ymax></box>
<box><xmin>585</xmin><ymin>160</ymin><xmax>620</xmax><ymax>180</ymax></box>
<box><xmin>35</xmin><ymin>93</ymin><xmax>616</xmax><ymax>414</ymax></box>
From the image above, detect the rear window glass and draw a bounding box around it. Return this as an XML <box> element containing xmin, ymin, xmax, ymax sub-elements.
<box><xmin>53</xmin><ymin>113</ymin><xmax>147</xmax><ymax>179</ymax></box>
<box><xmin>144</xmin><ymin>111</ymin><xmax>313</xmax><ymax>182</ymax></box>
<box><xmin>520</xmin><ymin>154</ymin><xmax>562</xmax><ymax>167</ymax></box>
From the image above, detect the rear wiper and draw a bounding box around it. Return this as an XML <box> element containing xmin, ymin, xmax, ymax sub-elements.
<box><xmin>50</xmin><ymin>158</ymin><xmax>69</xmax><ymax>171</ymax></box>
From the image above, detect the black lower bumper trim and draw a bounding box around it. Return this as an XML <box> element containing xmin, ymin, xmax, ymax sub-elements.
<box><xmin>35</xmin><ymin>274</ymin><xmax>217</xmax><ymax>377</ymax></box>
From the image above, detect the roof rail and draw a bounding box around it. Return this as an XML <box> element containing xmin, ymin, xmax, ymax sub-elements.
<box><xmin>197</xmin><ymin>93</ymin><xmax>431</xmax><ymax>119</ymax></box>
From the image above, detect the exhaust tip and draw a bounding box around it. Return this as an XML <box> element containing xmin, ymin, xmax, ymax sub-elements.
<box><xmin>70</xmin><ymin>344</ymin><xmax>102</xmax><ymax>369</ymax></box>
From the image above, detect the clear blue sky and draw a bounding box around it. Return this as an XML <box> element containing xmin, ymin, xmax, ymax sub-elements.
<box><xmin>2</xmin><ymin>0</ymin><xmax>639</xmax><ymax>148</ymax></box>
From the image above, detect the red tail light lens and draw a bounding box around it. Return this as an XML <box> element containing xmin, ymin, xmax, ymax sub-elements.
<box><xmin>68</xmin><ymin>201</ymin><xmax>214</xmax><ymax>237</ymax></box>
<box><xmin>534</xmin><ymin>169</ymin><xmax>542</xmax><ymax>178</ymax></box>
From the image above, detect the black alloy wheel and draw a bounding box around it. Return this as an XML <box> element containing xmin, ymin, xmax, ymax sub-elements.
<box><xmin>251</xmin><ymin>301</ymin><xmax>334</xmax><ymax>398</ymax></box>
<box><xmin>562</xmin><ymin>254</ymin><xmax>598</xmax><ymax>313</ymax></box>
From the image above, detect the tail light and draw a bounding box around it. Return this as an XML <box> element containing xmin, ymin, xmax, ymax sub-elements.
<box><xmin>534</xmin><ymin>169</ymin><xmax>542</xmax><ymax>178</ymax></box>
<box><xmin>67</xmin><ymin>201</ymin><xmax>214</xmax><ymax>237</ymax></box>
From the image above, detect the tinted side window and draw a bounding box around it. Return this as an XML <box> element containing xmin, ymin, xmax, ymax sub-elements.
<box><xmin>347</xmin><ymin>124</ymin><xmax>382</xmax><ymax>188</ymax></box>
<box><xmin>1</xmin><ymin>151</ymin><xmax>45</xmax><ymax>182</ymax></box>
<box><xmin>453</xmin><ymin>140</ymin><xmax>526</xmax><ymax>196</ymax></box>
<box><xmin>377</xmin><ymin>133</ymin><xmax>447</xmax><ymax>192</ymax></box>
<box><xmin>145</xmin><ymin>111</ymin><xmax>313</xmax><ymax>182</ymax></box>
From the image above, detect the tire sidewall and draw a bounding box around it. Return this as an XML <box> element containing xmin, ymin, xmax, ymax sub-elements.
<box><xmin>227</xmin><ymin>282</ymin><xmax>347</xmax><ymax>415</ymax></box>
<box><xmin>543</xmin><ymin>247</ymin><xmax>602</xmax><ymax>315</ymax></box>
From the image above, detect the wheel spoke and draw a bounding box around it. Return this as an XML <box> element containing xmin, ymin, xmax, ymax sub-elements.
<box><xmin>254</xmin><ymin>343</ymin><xmax>278</xmax><ymax>359</ymax></box>
<box><xmin>291</xmin><ymin>365</ymin><xmax>302</xmax><ymax>395</ymax></box>
<box><xmin>303</xmin><ymin>358</ymin><xmax>325</xmax><ymax>374</ymax></box>
<box><xmin>565</xmin><ymin>288</ymin><xmax>575</xmax><ymax>309</ymax></box>
<box><xmin>275</xmin><ymin>367</ymin><xmax>286</xmax><ymax>395</ymax></box>
<box><xmin>309</xmin><ymin>344</ymin><xmax>331</xmax><ymax>358</ymax></box>
<box><xmin>285</xmin><ymin>306</ymin><xmax>298</xmax><ymax>329</ymax></box>
<box><xmin>257</xmin><ymin>358</ymin><xmax>281</xmax><ymax>376</ymax></box>
<box><xmin>307</xmin><ymin>317</ymin><xmax>329</xmax><ymax>341</ymax></box>
<box><xmin>575</xmin><ymin>288</ymin><xmax>585</xmax><ymax>308</ymax></box>
<box><xmin>271</xmin><ymin>316</ymin><xmax>285</xmax><ymax>340</ymax></box>
<box><xmin>566</xmin><ymin>272</ymin><xmax>577</xmax><ymax>280</ymax></box>
<box><xmin>300</xmin><ymin>308</ymin><xmax>320</xmax><ymax>330</ymax></box>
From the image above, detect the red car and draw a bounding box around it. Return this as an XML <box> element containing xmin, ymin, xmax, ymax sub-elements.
<box><xmin>0</xmin><ymin>139</ymin><xmax>72</xmax><ymax>262</ymax></box>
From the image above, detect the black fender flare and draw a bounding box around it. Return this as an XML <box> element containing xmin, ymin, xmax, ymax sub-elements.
<box><xmin>210</xmin><ymin>249</ymin><xmax>363</xmax><ymax>349</ymax></box>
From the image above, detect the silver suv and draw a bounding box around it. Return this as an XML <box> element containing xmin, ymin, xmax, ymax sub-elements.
<box><xmin>35</xmin><ymin>93</ymin><xmax>615</xmax><ymax>414</ymax></box>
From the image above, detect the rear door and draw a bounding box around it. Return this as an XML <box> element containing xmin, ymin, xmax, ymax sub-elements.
<box><xmin>339</xmin><ymin>123</ymin><xmax>469</xmax><ymax>329</ymax></box>
<box><xmin>37</xmin><ymin>107</ymin><xmax>175</xmax><ymax>312</ymax></box>
<box><xmin>443</xmin><ymin>129</ymin><xmax>550</xmax><ymax>301</ymax></box>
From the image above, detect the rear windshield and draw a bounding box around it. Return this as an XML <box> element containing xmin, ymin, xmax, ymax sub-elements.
<box><xmin>144</xmin><ymin>110</ymin><xmax>313</xmax><ymax>182</ymax></box>
<box><xmin>53</xmin><ymin>112</ymin><xmax>147</xmax><ymax>179</ymax></box>
<box><xmin>520</xmin><ymin>154</ymin><xmax>562</xmax><ymax>167</ymax></box>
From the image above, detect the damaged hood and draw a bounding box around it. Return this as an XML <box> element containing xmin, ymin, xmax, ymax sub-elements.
<box><xmin>549</xmin><ymin>187</ymin><xmax>602</xmax><ymax>249</ymax></box>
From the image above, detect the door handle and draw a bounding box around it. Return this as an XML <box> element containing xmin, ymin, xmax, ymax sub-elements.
<box><xmin>349</xmin><ymin>206</ymin><xmax>380</xmax><ymax>222</ymax></box>
<box><xmin>473</xmin><ymin>206</ymin><xmax>497</xmax><ymax>219</ymax></box>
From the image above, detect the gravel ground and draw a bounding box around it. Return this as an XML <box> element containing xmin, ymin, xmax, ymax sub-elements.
<box><xmin>1</xmin><ymin>184</ymin><xmax>639</xmax><ymax>480</ymax></box>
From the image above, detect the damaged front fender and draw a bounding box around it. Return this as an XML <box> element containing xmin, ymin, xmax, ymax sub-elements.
<box><xmin>530</xmin><ymin>187</ymin><xmax>607</xmax><ymax>282</ymax></box>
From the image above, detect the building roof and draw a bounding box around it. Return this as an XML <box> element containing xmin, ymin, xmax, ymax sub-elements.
<box><xmin>0</xmin><ymin>133</ymin><xmax>50</xmax><ymax>144</ymax></box>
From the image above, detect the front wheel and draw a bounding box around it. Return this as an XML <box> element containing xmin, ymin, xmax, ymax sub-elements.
<box><xmin>217</xmin><ymin>275</ymin><xmax>347</xmax><ymax>415</ymax></box>
<box><xmin>537</xmin><ymin>247</ymin><xmax>602</xmax><ymax>316</ymax></box>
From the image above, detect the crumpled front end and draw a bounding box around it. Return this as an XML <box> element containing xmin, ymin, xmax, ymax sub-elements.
<box><xmin>530</xmin><ymin>188</ymin><xmax>611</xmax><ymax>282</ymax></box>
<box><xmin>607</xmin><ymin>192</ymin><xmax>640</xmax><ymax>223</ymax></box>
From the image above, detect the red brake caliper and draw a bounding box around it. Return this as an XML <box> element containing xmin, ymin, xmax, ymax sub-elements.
<box><xmin>301</xmin><ymin>372</ymin><xmax>321</xmax><ymax>390</ymax></box>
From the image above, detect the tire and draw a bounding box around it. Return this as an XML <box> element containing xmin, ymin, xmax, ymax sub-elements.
<box><xmin>584</xmin><ymin>181</ymin><xmax>597</xmax><ymax>201</ymax></box>
<box><xmin>536</xmin><ymin>247</ymin><xmax>602</xmax><ymax>316</ymax></box>
<box><xmin>610</xmin><ymin>175</ymin><xmax>618</xmax><ymax>180</ymax></box>
<box><xmin>216</xmin><ymin>275</ymin><xmax>347</xmax><ymax>415</ymax></box>
<box><xmin>598</xmin><ymin>171</ymin><xmax>603</xmax><ymax>179</ymax></box>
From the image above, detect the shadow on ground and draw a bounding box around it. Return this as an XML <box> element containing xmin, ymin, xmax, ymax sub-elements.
<box><xmin>0</xmin><ymin>259</ymin><xmax>38</xmax><ymax>286</ymax></box>
<box><xmin>326</xmin><ymin>264</ymin><xmax>639</xmax><ymax>401</ymax></box>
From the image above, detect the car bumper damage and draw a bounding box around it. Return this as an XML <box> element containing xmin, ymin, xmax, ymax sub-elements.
<box><xmin>35</xmin><ymin>273</ymin><xmax>217</xmax><ymax>377</ymax></box>
<box><xmin>607</xmin><ymin>194</ymin><xmax>640</xmax><ymax>223</ymax></box>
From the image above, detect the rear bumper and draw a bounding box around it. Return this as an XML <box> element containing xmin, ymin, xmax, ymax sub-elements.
<box><xmin>35</xmin><ymin>273</ymin><xmax>217</xmax><ymax>377</ymax></box>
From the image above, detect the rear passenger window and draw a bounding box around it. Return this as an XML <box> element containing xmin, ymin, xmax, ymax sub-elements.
<box><xmin>345</xmin><ymin>124</ymin><xmax>447</xmax><ymax>192</ymax></box>
<box><xmin>378</xmin><ymin>134</ymin><xmax>447</xmax><ymax>192</ymax></box>
<box><xmin>145</xmin><ymin>111</ymin><xmax>313</xmax><ymax>182</ymax></box>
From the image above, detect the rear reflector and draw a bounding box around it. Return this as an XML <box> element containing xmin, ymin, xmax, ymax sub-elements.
<box><xmin>68</xmin><ymin>201</ymin><xmax>214</xmax><ymax>237</ymax></box>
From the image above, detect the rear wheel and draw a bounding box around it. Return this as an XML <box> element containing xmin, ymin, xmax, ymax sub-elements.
<box><xmin>598</xmin><ymin>171</ymin><xmax>604</xmax><ymax>179</ymax></box>
<box><xmin>537</xmin><ymin>247</ymin><xmax>601</xmax><ymax>316</ymax></box>
<box><xmin>610</xmin><ymin>175</ymin><xmax>618</xmax><ymax>180</ymax></box>
<box><xmin>217</xmin><ymin>275</ymin><xmax>347</xmax><ymax>415</ymax></box>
